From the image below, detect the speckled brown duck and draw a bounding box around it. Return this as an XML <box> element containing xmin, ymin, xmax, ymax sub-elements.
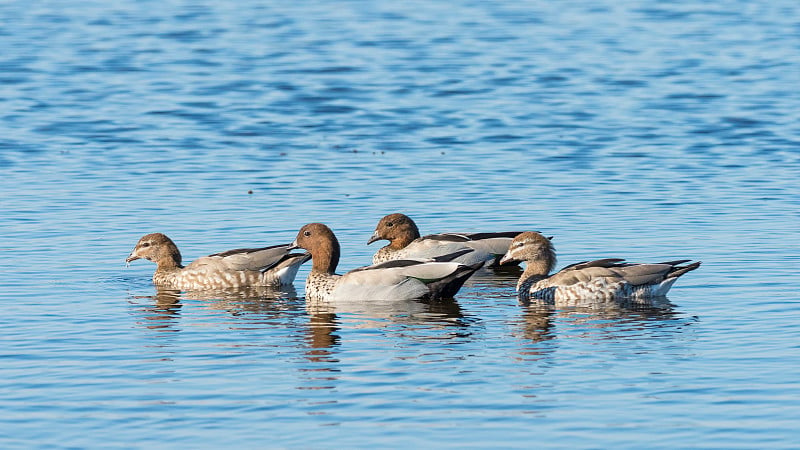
<box><xmin>126</xmin><ymin>233</ymin><xmax>310</xmax><ymax>290</ymax></box>
<box><xmin>499</xmin><ymin>231</ymin><xmax>701</xmax><ymax>304</ymax></box>
<box><xmin>291</xmin><ymin>223</ymin><xmax>484</xmax><ymax>302</ymax></box>
<box><xmin>367</xmin><ymin>213</ymin><xmax>524</xmax><ymax>267</ymax></box>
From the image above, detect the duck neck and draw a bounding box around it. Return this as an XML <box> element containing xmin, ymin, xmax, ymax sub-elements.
<box><xmin>154</xmin><ymin>253</ymin><xmax>183</xmax><ymax>272</ymax></box>
<box><xmin>311</xmin><ymin>237</ymin><xmax>341</xmax><ymax>275</ymax></box>
<box><xmin>519</xmin><ymin>259</ymin><xmax>551</xmax><ymax>290</ymax></box>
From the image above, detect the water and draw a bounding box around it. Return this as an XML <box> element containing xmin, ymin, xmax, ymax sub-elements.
<box><xmin>1</xmin><ymin>0</ymin><xmax>799</xmax><ymax>447</ymax></box>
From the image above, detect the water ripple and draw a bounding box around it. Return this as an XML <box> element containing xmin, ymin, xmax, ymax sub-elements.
<box><xmin>1</xmin><ymin>0</ymin><xmax>799</xmax><ymax>448</ymax></box>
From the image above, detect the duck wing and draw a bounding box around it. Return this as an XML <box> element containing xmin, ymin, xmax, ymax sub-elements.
<box><xmin>395</xmin><ymin>239</ymin><xmax>481</xmax><ymax>264</ymax></box>
<box><xmin>426</xmin><ymin>231</ymin><xmax>524</xmax><ymax>241</ymax></box>
<box><xmin>398</xmin><ymin>232</ymin><xmax>522</xmax><ymax>265</ymax></box>
<box><xmin>550</xmin><ymin>261</ymin><xmax>674</xmax><ymax>287</ymax></box>
<box><xmin>346</xmin><ymin>259</ymin><xmax>469</xmax><ymax>283</ymax></box>
<box><xmin>335</xmin><ymin>256</ymin><xmax>482</xmax><ymax>301</ymax></box>
<box><xmin>558</xmin><ymin>258</ymin><xmax>628</xmax><ymax>272</ymax></box>
<box><xmin>191</xmin><ymin>244</ymin><xmax>308</xmax><ymax>272</ymax></box>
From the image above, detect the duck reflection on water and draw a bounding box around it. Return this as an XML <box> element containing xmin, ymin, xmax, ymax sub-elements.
<box><xmin>297</xmin><ymin>296</ymin><xmax>474</xmax><ymax>393</ymax></box>
<box><xmin>516</xmin><ymin>296</ymin><xmax>690</xmax><ymax>347</ymax></box>
<box><xmin>129</xmin><ymin>289</ymin><xmax>182</xmax><ymax>332</ymax></box>
<box><xmin>130</xmin><ymin>285</ymin><xmax>305</xmax><ymax>332</ymax></box>
<box><xmin>302</xmin><ymin>295</ymin><xmax>473</xmax><ymax>348</ymax></box>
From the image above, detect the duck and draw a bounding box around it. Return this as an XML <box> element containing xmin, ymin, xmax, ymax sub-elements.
<box><xmin>126</xmin><ymin>233</ymin><xmax>310</xmax><ymax>290</ymax></box>
<box><xmin>498</xmin><ymin>231</ymin><xmax>701</xmax><ymax>304</ymax></box>
<box><xmin>290</xmin><ymin>223</ymin><xmax>484</xmax><ymax>302</ymax></box>
<box><xmin>367</xmin><ymin>213</ymin><xmax>525</xmax><ymax>267</ymax></box>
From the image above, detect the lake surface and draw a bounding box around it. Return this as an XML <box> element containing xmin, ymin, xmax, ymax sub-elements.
<box><xmin>1</xmin><ymin>0</ymin><xmax>799</xmax><ymax>448</ymax></box>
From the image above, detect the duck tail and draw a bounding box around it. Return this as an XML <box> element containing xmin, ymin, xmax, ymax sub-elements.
<box><xmin>426</xmin><ymin>261</ymin><xmax>485</xmax><ymax>300</ymax></box>
<box><xmin>666</xmin><ymin>261</ymin><xmax>702</xmax><ymax>279</ymax></box>
<box><xmin>269</xmin><ymin>252</ymin><xmax>312</xmax><ymax>285</ymax></box>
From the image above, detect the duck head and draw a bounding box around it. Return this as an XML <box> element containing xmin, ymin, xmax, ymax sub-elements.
<box><xmin>126</xmin><ymin>233</ymin><xmax>182</xmax><ymax>268</ymax></box>
<box><xmin>499</xmin><ymin>231</ymin><xmax>557</xmax><ymax>275</ymax></box>
<box><xmin>291</xmin><ymin>223</ymin><xmax>341</xmax><ymax>274</ymax></box>
<box><xmin>367</xmin><ymin>213</ymin><xmax>421</xmax><ymax>249</ymax></box>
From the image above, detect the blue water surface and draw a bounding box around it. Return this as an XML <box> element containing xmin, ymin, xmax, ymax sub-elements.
<box><xmin>1</xmin><ymin>0</ymin><xmax>799</xmax><ymax>448</ymax></box>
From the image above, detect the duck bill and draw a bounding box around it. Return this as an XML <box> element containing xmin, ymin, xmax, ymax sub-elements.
<box><xmin>498</xmin><ymin>252</ymin><xmax>516</xmax><ymax>265</ymax></box>
<box><xmin>125</xmin><ymin>253</ymin><xmax>140</xmax><ymax>263</ymax></box>
<box><xmin>366</xmin><ymin>231</ymin><xmax>382</xmax><ymax>245</ymax></box>
<box><xmin>288</xmin><ymin>240</ymin><xmax>300</xmax><ymax>251</ymax></box>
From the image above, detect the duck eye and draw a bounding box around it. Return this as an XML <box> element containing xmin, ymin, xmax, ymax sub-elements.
<box><xmin>141</xmin><ymin>242</ymin><xmax>150</xmax><ymax>248</ymax></box>
<box><xmin>304</xmin><ymin>230</ymin><xmax>311</xmax><ymax>237</ymax></box>
<box><xmin>386</xmin><ymin>222</ymin><xmax>393</xmax><ymax>227</ymax></box>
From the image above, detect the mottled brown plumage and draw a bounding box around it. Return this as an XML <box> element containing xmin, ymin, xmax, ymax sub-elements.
<box><xmin>499</xmin><ymin>231</ymin><xmax>701</xmax><ymax>304</ymax></box>
<box><xmin>126</xmin><ymin>233</ymin><xmax>310</xmax><ymax>290</ymax></box>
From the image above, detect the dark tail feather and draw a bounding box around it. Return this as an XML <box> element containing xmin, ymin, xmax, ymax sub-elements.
<box><xmin>657</xmin><ymin>259</ymin><xmax>693</xmax><ymax>266</ymax></box>
<box><xmin>560</xmin><ymin>258</ymin><xmax>627</xmax><ymax>271</ymax></box>
<box><xmin>291</xmin><ymin>252</ymin><xmax>313</xmax><ymax>266</ymax></box>
<box><xmin>263</xmin><ymin>252</ymin><xmax>311</xmax><ymax>273</ymax></box>
<box><xmin>432</xmin><ymin>249</ymin><xmax>474</xmax><ymax>263</ymax></box>
<box><xmin>666</xmin><ymin>261</ymin><xmax>701</xmax><ymax>279</ymax></box>
<box><xmin>461</xmin><ymin>231</ymin><xmax>526</xmax><ymax>240</ymax></box>
<box><xmin>425</xmin><ymin>261</ymin><xmax>485</xmax><ymax>300</ymax></box>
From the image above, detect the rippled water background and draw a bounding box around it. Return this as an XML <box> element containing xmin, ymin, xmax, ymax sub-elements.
<box><xmin>2</xmin><ymin>0</ymin><xmax>799</xmax><ymax>448</ymax></box>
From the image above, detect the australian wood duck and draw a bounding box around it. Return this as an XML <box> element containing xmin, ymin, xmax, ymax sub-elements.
<box><xmin>290</xmin><ymin>223</ymin><xmax>484</xmax><ymax>302</ymax></box>
<box><xmin>126</xmin><ymin>233</ymin><xmax>310</xmax><ymax>290</ymax></box>
<box><xmin>367</xmin><ymin>213</ymin><xmax>524</xmax><ymax>266</ymax></box>
<box><xmin>499</xmin><ymin>232</ymin><xmax>701</xmax><ymax>304</ymax></box>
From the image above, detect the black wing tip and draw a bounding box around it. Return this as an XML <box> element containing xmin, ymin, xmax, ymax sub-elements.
<box><xmin>357</xmin><ymin>259</ymin><xmax>423</xmax><ymax>271</ymax></box>
<box><xmin>466</xmin><ymin>260</ymin><xmax>486</xmax><ymax>271</ymax></box>
<box><xmin>422</xmin><ymin>233</ymin><xmax>470</xmax><ymax>242</ymax></box>
<box><xmin>658</xmin><ymin>259</ymin><xmax>693</xmax><ymax>266</ymax></box>
<box><xmin>425</xmin><ymin>260</ymin><xmax>485</xmax><ymax>300</ymax></box>
<box><xmin>460</xmin><ymin>231</ymin><xmax>526</xmax><ymax>240</ymax></box>
<box><xmin>424</xmin><ymin>231</ymin><xmax>528</xmax><ymax>242</ymax></box>
<box><xmin>293</xmin><ymin>252</ymin><xmax>313</xmax><ymax>264</ymax></box>
<box><xmin>432</xmin><ymin>248</ymin><xmax>474</xmax><ymax>262</ymax></box>
<box><xmin>560</xmin><ymin>258</ymin><xmax>627</xmax><ymax>271</ymax></box>
<box><xmin>667</xmin><ymin>260</ymin><xmax>702</xmax><ymax>279</ymax></box>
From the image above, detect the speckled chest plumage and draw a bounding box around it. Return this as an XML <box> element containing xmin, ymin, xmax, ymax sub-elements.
<box><xmin>372</xmin><ymin>247</ymin><xmax>398</xmax><ymax>264</ymax></box>
<box><xmin>304</xmin><ymin>271</ymin><xmax>340</xmax><ymax>300</ymax></box>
